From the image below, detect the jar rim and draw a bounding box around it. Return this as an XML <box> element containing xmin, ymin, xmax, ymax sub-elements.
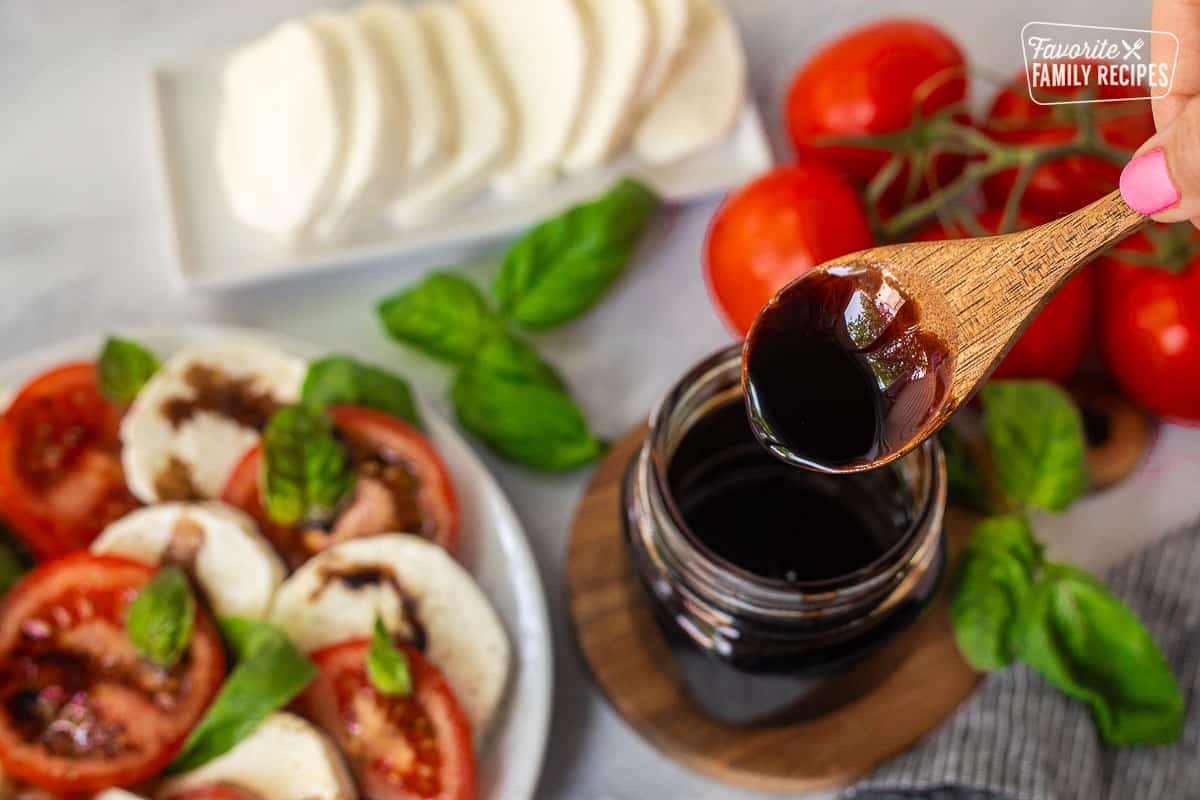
<box><xmin>644</xmin><ymin>343</ymin><xmax>946</xmax><ymax>616</ymax></box>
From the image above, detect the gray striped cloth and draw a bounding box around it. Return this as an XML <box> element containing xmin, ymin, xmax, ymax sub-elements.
<box><xmin>841</xmin><ymin>523</ymin><xmax>1200</xmax><ymax>800</ymax></box>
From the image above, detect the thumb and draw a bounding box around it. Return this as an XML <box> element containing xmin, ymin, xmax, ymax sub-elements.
<box><xmin>1121</xmin><ymin>95</ymin><xmax>1200</xmax><ymax>222</ymax></box>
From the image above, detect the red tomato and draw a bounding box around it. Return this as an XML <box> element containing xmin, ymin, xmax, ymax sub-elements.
<box><xmin>0</xmin><ymin>553</ymin><xmax>224</xmax><ymax>792</ymax></box>
<box><xmin>223</xmin><ymin>406</ymin><xmax>458</xmax><ymax>569</ymax></box>
<box><xmin>785</xmin><ymin>18</ymin><xmax>967</xmax><ymax>205</ymax></box>
<box><xmin>1099</xmin><ymin>229</ymin><xmax>1200</xmax><ymax>421</ymax></box>
<box><xmin>298</xmin><ymin>639</ymin><xmax>476</xmax><ymax>800</ymax></box>
<box><xmin>983</xmin><ymin>65</ymin><xmax>1154</xmax><ymax>213</ymax></box>
<box><xmin>916</xmin><ymin>209</ymin><xmax>1096</xmax><ymax>380</ymax></box>
<box><xmin>0</xmin><ymin>363</ymin><xmax>139</xmax><ymax>560</ymax></box>
<box><xmin>705</xmin><ymin>163</ymin><xmax>874</xmax><ymax>335</ymax></box>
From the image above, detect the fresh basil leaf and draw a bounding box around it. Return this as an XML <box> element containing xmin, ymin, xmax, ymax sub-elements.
<box><xmin>169</xmin><ymin>617</ymin><xmax>318</xmax><ymax>773</ymax></box>
<box><xmin>1016</xmin><ymin>563</ymin><xmax>1183</xmax><ymax>745</ymax></box>
<box><xmin>468</xmin><ymin>334</ymin><xmax>564</xmax><ymax>390</ymax></box>
<box><xmin>366</xmin><ymin>617</ymin><xmax>412</xmax><ymax>696</ymax></box>
<box><xmin>302</xmin><ymin>355</ymin><xmax>421</xmax><ymax>428</ymax></box>
<box><xmin>125</xmin><ymin>566</ymin><xmax>195</xmax><ymax>668</ymax></box>
<box><xmin>377</xmin><ymin>272</ymin><xmax>499</xmax><ymax>364</ymax></box>
<box><xmin>494</xmin><ymin>179</ymin><xmax>658</xmax><ymax>331</ymax></box>
<box><xmin>950</xmin><ymin>515</ymin><xmax>1039</xmax><ymax>671</ymax></box>
<box><xmin>262</xmin><ymin>405</ymin><xmax>355</xmax><ymax>526</ymax></box>
<box><xmin>0</xmin><ymin>529</ymin><xmax>30</xmax><ymax>598</ymax></box>
<box><xmin>98</xmin><ymin>336</ymin><xmax>160</xmax><ymax>405</ymax></box>
<box><xmin>452</xmin><ymin>344</ymin><xmax>605</xmax><ymax>471</ymax></box>
<box><xmin>982</xmin><ymin>381</ymin><xmax>1088</xmax><ymax>512</ymax></box>
<box><xmin>938</xmin><ymin>425</ymin><xmax>992</xmax><ymax>514</ymax></box>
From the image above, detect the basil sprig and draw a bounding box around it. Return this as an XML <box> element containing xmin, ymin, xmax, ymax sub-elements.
<box><xmin>949</xmin><ymin>380</ymin><xmax>1183</xmax><ymax>745</ymax></box>
<box><xmin>366</xmin><ymin>617</ymin><xmax>412</xmax><ymax>696</ymax></box>
<box><xmin>1016</xmin><ymin>563</ymin><xmax>1184</xmax><ymax>745</ymax></box>
<box><xmin>302</xmin><ymin>355</ymin><xmax>421</xmax><ymax>428</ymax></box>
<box><xmin>981</xmin><ymin>381</ymin><xmax>1088</xmax><ymax>512</ymax></box>
<box><xmin>125</xmin><ymin>566</ymin><xmax>195</xmax><ymax>668</ymax></box>
<box><xmin>493</xmin><ymin>178</ymin><xmax>658</xmax><ymax>330</ymax></box>
<box><xmin>261</xmin><ymin>405</ymin><xmax>355</xmax><ymax>526</ymax></box>
<box><xmin>169</xmin><ymin>617</ymin><xmax>317</xmax><ymax>773</ymax></box>
<box><xmin>378</xmin><ymin>273</ymin><xmax>500</xmax><ymax>364</ymax></box>
<box><xmin>98</xmin><ymin>336</ymin><xmax>160</xmax><ymax>405</ymax></box>
<box><xmin>453</xmin><ymin>337</ymin><xmax>605</xmax><ymax>471</ymax></box>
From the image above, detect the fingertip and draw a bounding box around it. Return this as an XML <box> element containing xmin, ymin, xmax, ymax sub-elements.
<box><xmin>1121</xmin><ymin>149</ymin><xmax>1182</xmax><ymax>215</ymax></box>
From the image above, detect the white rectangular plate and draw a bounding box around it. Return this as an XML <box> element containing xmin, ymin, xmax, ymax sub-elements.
<box><xmin>151</xmin><ymin>56</ymin><xmax>774</xmax><ymax>292</ymax></box>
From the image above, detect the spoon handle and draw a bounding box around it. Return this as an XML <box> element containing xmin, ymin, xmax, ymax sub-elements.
<box><xmin>1011</xmin><ymin>189</ymin><xmax>1149</xmax><ymax>288</ymax></box>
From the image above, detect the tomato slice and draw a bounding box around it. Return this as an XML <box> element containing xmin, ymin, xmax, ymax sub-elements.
<box><xmin>298</xmin><ymin>639</ymin><xmax>476</xmax><ymax>800</ymax></box>
<box><xmin>0</xmin><ymin>553</ymin><xmax>225</xmax><ymax>792</ymax></box>
<box><xmin>222</xmin><ymin>406</ymin><xmax>458</xmax><ymax>569</ymax></box>
<box><xmin>0</xmin><ymin>363</ymin><xmax>139</xmax><ymax>559</ymax></box>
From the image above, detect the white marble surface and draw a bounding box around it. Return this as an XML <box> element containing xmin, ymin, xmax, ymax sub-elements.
<box><xmin>1</xmin><ymin>1</ymin><xmax>1193</xmax><ymax>798</ymax></box>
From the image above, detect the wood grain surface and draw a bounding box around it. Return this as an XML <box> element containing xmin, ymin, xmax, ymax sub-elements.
<box><xmin>566</xmin><ymin>423</ymin><xmax>983</xmax><ymax>793</ymax></box>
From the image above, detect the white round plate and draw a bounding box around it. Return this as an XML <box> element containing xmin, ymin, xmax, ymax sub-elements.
<box><xmin>0</xmin><ymin>323</ymin><xmax>552</xmax><ymax>800</ymax></box>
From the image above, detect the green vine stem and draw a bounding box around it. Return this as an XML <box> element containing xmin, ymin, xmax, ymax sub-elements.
<box><xmin>813</xmin><ymin>75</ymin><xmax>1147</xmax><ymax>244</ymax></box>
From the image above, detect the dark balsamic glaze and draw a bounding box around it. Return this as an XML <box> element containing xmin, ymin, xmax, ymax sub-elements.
<box><xmin>667</xmin><ymin>401</ymin><xmax>912</xmax><ymax>584</ymax></box>
<box><xmin>744</xmin><ymin>265</ymin><xmax>953</xmax><ymax>470</ymax></box>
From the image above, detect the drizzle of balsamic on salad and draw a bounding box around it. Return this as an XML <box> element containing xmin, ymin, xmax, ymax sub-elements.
<box><xmin>161</xmin><ymin>364</ymin><xmax>281</xmax><ymax>430</ymax></box>
<box><xmin>312</xmin><ymin>564</ymin><xmax>428</xmax><ymax>651</ymax></box>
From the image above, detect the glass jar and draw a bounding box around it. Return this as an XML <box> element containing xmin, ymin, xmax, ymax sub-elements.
<box><xmin>623</xmin><ymin>344</ymin><xmax>947</xmax><ymax>725</ymax></box>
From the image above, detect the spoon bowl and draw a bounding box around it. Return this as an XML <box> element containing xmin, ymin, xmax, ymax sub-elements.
<box><xmin>743</xmin><ymin>190</ymin><xmax>1148</xmax><ymax>474</ymax></box>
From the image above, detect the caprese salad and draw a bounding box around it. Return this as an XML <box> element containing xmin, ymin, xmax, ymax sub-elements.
<box><xmin>0</xmin><ymin>335</ymin><xmax>509</xmax><ymax>799</ymax></box>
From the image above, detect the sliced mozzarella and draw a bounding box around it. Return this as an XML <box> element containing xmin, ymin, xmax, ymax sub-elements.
<box><xmin>94</xmin><ymin>790</ymin><xmax>149</xmax><ymax>800</ymax></box>
<box><xmin>269</xmin><ymin>533</ymin><xmax>510</xmax><ymax>735</ymax></box>
<box><xmin>388</xmin><ymin>2</ymin><xmax>511</xmax><ymax>227</ymax></box>
<box><xmin>120</xmin><ymin>340</ymin><xmax>306</xmax><ymax>504</ymax></box>
<box><xmin>638</xmin><ymin>0</ymin><xmax>690</xmax><ymax>108</ymax></box>
<box><xmin>356</xmin><ymin>1</ymin><xmax>448</xmax><ymax>182</ymax></box>
<box><xmin>633</xmin><ymin>0</ymin><xmax>745</xmax><ymax>165</ymax></box>
<box><xmin>465</xmin><ymin>0</ymin><xmax>587</xmax><ymax>194</ymax></box>
<box><xmin>216</xmin><ymin>20</ymin><xmax>345</xmax><ymax>243</ymax></box>
<box><xmin>561</xmin><ymin>0</ymin><xmax>652</xmax><ymax>172</ymax></box>
<box><xmin>160</xmin><ymin>713</ymin><xmax>355</xmax><ymax>800</ymax></box>
<box><xmin>91</xmin><ymin>502</ymin><xmax>285</xmax><ymax>619</ymax></box>
<box><xmin>307</xmin><ymin>11</ymin><xmax>406</xmax><ymax>243</ymax></box>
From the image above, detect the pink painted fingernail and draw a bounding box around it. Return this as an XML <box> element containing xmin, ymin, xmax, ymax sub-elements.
<box><xmin>1120</xmin><ymin>149</ymin><xmax>1180</xmax><ymax>214</ymax></box>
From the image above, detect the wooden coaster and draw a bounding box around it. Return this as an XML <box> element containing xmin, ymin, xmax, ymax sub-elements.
<box><xmin>566</xmin><ymin>423</ymin><xmax>982</xmax><ymax>793</ymax></box>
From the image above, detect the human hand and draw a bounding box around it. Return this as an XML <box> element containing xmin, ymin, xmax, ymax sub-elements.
<box><xmin>1120</xmin><ymin>0</ymin><xmax>1200</xmax><ymax>225</ymax></box>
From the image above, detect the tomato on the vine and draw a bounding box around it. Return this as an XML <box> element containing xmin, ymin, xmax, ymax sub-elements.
<box><xmin>983</xmin><ymin>65</ymin><xmax>1154</xmax><ymax>213</ymax></box>
<box><xmin>785</xmin><ymin>18</ymin><xmax>967</xmax><ymax>208</ymax></box>
<box><xmin>1099</xmin><ymin>228</ymin><xmax>1200</xmax><ymax>422</ymax></box>
<box><xmin>705</xmin><ymin>163</ymin><xmax>874</xmax><ymax>336</ymax></box>
<box><xmin>917</xmin><ymin>208</ymin><xmax>1097</xmax><ymax>381</ymax></box>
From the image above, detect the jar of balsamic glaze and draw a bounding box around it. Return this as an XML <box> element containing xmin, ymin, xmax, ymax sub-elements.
<box><xmin>623</xmin><ymin>344</ymin><xmax>947</xmax><ymax>725</ymax></box>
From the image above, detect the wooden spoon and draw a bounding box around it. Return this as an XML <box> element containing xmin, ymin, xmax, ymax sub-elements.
<box><xmin>743</xmin><ymin>189</ymin><xmax>1148</xmax><ymax>474</ymax></box>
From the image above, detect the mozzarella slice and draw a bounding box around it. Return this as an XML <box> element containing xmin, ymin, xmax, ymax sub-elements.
<box><xmin>633</xmin><ymin>0</ymin><xmax>745</xmax><ymax>164</ymax></box>
<box><xmin>465</xmin><ymin>0</ymin><xmax>587</xmax><ymax>194</ymax></box>
<box><xmin>269</xmin><ymin>534</ymin><xmax>510</xmax><ymax>736</ymax></box>
<box><xmin>388</xmin><ymin>2</ymin><xmax>511</xmax><ymax>227</ymax></box>
<box><xmin>120</xmin><ymin>340</ymin><xmax>306</xmax><ymax>504</ymax></box>
<box><xmin>356</xmin><ymin>1</ymin><xmax>448</xmax><ymax>182</ymax></box>
<box><xmin>561</xmin><ymin>0</ymin><xmax>652</xmax><ymax>172</ymax></box>
<box><xmin>307</xmin><ymin>11</ymin><xmax>406</xmax><ymax>244</ymax></box>
<box><xmin>91</xmin><ymin>502</ymin><xmax>285</xmax><ymax>619</ymax></box>
<box><xmin>638</xmin><ymin>0</ymin><xmax>690</xmax><ymax>108</ymax></box>
<box><xmin>160</xmin><ymin>713</ymin><xmax>355</xmax><ymax>800</ymax></box>
<box><xmin>95</xmin><ymin>790</ymin><xmax>149</xmax><ymax>800</ymax></box>
<box><xmin>217</xmin><ymin>20</ymin><xmax>345</xmax><ymax>243</ymax></box>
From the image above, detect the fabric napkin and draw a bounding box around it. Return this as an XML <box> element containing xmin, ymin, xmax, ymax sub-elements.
<box><xmin>841</xmin><ymin>523</ymin><xmax>1200</xmax><ymax>800</ymax></box>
